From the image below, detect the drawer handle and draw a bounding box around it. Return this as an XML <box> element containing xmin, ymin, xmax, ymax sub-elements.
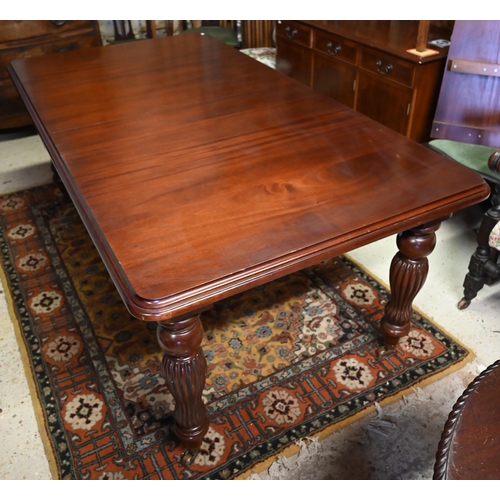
<box><xmin>376</xmin><ymin>60</ymin><xmax>393</xmax><ymax>75</ymax></box>
<box><xmin>327</xmin><ymin>42</ymin><xmax>342</xmax><ymax>55</ymax></box>
<box><xmin>51</xmin><ymin>21</ymin><xmax>67</xmax><ymax>27</ymax></box>
<box><xmin>285</xmin><ymin>26</ymin><xmax>298</xmax><ymax>39</ymax></box>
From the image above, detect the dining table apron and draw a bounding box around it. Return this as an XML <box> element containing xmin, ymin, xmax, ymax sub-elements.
<box><xmin>8</xmin><ymin>34</ymin><xmax>490</xmax><ymax>463</ymax></box>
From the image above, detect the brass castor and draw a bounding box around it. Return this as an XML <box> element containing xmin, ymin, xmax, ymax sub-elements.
<box><xmin>181</xmin><ymin>448</ymin><xmax>199</xmax><ymax>467</ymax></box>
<box><xmin>376</xmin><ymin>344</ymin><xmax>394</xmax><ymax>357</ymax></box>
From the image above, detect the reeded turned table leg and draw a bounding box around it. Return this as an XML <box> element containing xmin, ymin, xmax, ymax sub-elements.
<box><xmin>380</xmin><ymin>218</ymin><xmax>448</xmax><ymax>351</ymax></box>
<box><xmin>156</xmin><ymin>315</ymin><xmax>209</xmax><ymax>465</ymax></box>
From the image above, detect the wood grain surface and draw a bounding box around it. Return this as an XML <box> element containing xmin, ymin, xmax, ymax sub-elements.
<box><xmin>8</xmin><ymin>34</ymin><xmax>489</xmax><ymax>321</ymax></box>
<box><xmin>300</xmin><ymin>20</ymin><xmax>452</xmax><ymax>63</ymax></box>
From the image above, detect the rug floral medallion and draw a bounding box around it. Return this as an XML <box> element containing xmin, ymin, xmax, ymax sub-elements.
<box><xmin>0</xmin><ymin>185</ymin><xmax>470</xmax><ymax>480</ymax></box>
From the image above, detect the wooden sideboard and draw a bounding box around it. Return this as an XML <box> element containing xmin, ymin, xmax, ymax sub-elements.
<box><xmin>0</xmin><ymin>21</ymin><xmax>102</xmax><ymax>129</ymax></box>
<box><xmin>276</xmin><ymin>21</ymin><xmax>453</xmax><ymax>143</ymax></box>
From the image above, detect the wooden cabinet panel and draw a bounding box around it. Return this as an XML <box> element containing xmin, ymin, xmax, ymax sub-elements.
<box><xmin>276</xmin><ymin>37</ymin><xmax>312</xmax><ymax>87</ymax></box>
<box><xmin>275</xmin><ymin>21</ymin><xmax>450</xmax><ymax>142</ymax></box>
<box><xmin>357</xmin><ymin>71</ymin><xmax>413</xmax><ymax>135</ymax></box>
<box><xmin>314</xmin><ymin>31</ymin><xmax>357</xmax><ymax>65</ymax></box>
<box><xmin>0</xmin><ymin>79</ymin><xmax>27</xmax><ymax>129</ymax></box>
<box><xmin>0</xmin><ymin>20</ymin><xmax>101</xmax><ymax>129</ymax></box>
<box><xmin>0</xmin><ymin>20</ymin><xmax>97</xmax><ymax>43</ymax></box>
<box><xmin>0</xmin><ymin>34</ymin><xmax>101</xmax><ymax>80</ymax></box>
<box><xmin>276</xmin><ymin>20</ymin><xmax>312</xmax><ymax>48</ymax></box>
<box><xmin>360</xmin><ymin>47</ymin><xmax>415</xmax><ymax>88</ymax></box>
<box><xmin>312</xmin><ymin>52</ymin><xmax>356</xmax><ymax>108</ymax></box>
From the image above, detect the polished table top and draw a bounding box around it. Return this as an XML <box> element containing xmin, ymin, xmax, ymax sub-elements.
<box><xmin>8</xmin><ymin>34</ymin><xmax>489</xmax><ymax>322</ymax></box>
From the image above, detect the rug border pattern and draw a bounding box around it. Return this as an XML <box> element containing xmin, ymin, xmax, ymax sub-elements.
<box><xmin>0</xmin><ymin>185</ymin><xmax>475</xmax><ymax>480</ymax></box>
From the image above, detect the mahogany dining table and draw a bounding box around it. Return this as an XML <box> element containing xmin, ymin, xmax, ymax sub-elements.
<box><xmin>8</xmin><ymin>34</ymin><xmax>489</xmax><ymax>465</ymax></box>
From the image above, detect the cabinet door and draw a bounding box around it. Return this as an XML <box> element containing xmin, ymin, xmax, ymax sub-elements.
<box><xmin>276</xmin><ymin>37</ymin><xmax>312</xmax><ymax>87</ymax></box>
<box><xmin>357</xmin><ymin>71</ymin><xmax>413</xmax><ymax>136</ymax></box>
<box><xmin>312</xmin><ymin>52</ymin><xmax>356</xmax><ymax>108</ymax></box>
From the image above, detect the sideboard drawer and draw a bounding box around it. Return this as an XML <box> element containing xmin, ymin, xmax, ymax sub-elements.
<box><xmin>0</xmin><ymin>20</ymin><xmax>101</xmax><ymax>129</ymax></box>
<box><xmin>276</xmin><ymin>21</ymin><xmax>450</xmax><ymax>142</ymax></box>
<box><xmin>276</xmin><ymin>20</ymin><xmax>312</xmax><ymax>48</ymax></box>
<box><xmin>360</xmin><ymin>47</ymin><xmax>415</xmax><ymax>87</ymax></box>
<box><xmin>314</xmin><ymin>31</ymin><xmax>357</xmax><ymax>64</ymax></box>
<box><xmin>0</xmin><ymin>34</ymin><xmax>99</xmax><ymax>81</ymax></box>
<box><xmin>0</xmin><ymin>21</ymin><xmax>96</xmax><ymax>43</ymax></box>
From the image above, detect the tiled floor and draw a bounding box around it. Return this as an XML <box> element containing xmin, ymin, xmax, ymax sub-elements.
<box><xmin>0</xmin><ymin>128</ymin><xmax>499</xmax><ymax>480</ymax></box>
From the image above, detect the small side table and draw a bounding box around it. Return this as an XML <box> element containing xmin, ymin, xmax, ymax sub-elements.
<box><xmin>434</xmin><ymin>359</ymin><xmax>500</xmax><ymax>479</ymax></box>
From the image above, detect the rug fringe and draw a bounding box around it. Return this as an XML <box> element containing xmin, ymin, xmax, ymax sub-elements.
<box><xmin>1</xmin><ymin>235</ymin><xmax>475</xmax><ymax>480</ymax></box>
<box><xmin>236</xmin><ymin>254</ymin><xmax>476</xmax><ymax>480</ymax></box>
<box><xmin>237</xmin><ymin>349</ymin><xmax>474</xmax><ymax>479</ymax></box>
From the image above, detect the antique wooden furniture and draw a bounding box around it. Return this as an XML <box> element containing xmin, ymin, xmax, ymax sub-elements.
<box><xmin>8</xmin><ymin>34</ymin><xmax>489</xmax><ymax>465</ymax></box>
<box><xmin>275</xmin><ymin>20</ymin><xmax>453</xmax><ymax>142</ymax></box>
<box><xmin>430</xmin><ymin>21</ymin><xmax>500</xmax><ymax>309</ymax></box>
<box><xmin>112</xmin><ymin>21</ymin><xmax>136</xmax><ymax>42</ymax></box>
<box><xmin>428</xmin><ymin>140</ymin><xmax>500</xmax><ymax>309</ymax></box>
<box><xmin>117</xmin><ymin>20</ymin><xmax>273</xmax><ymax>49</ymax></box>
<box><xmin>146</xmin><ymin>21</ymin><xmax>175</xmax><ymax>38</ymax></box>
<box><xmin>242</xmin><ymin>20</ymin><xmax>275</xmax><ymax>49</ymax></box>
<box><xmin>0</xmin><ymin>20</ymin><xmax>101</xmax><ymax>129</ymax></box>
<box><xmin>434</xmin><ymin>359</ymin><xmax>500</xmax><ymax>479</ymax></box>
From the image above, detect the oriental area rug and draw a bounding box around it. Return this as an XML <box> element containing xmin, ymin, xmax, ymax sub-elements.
<box><xmin>0</xmin><ymin>184</ymin><xmax>472</xmax><ymax>480</ymax></box>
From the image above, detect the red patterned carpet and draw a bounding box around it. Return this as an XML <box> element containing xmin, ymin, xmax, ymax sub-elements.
<box><xmin>0</xmin><ymin>184</ymin><xmax>472</xmax><ymax>479</ymax></box>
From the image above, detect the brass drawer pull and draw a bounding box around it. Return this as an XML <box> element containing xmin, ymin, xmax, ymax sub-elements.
<box><xmin>376</xmin><ymin>60</ymin><xmax>393</xmax><ymax>75</ymax></box>
<box><xmin>285</xmin><ymin>26</ymin><xmax>298</xmax><ymax>39</ymax></box>
<box><xmin>327</xmin><ymin>42</ymin><xmax>342</xmax><ymax>55</ymax></box>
